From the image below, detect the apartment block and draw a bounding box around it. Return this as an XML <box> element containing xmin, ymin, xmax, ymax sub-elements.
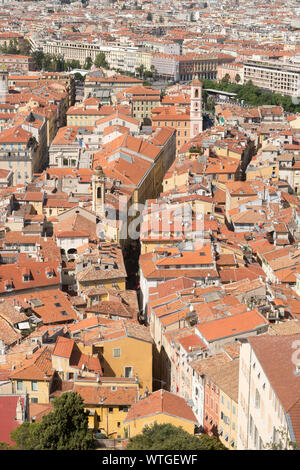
<box><xmin>243</xmin><ymin>59</ymin><xmax>300</xmax><ymax>98</ymax></box>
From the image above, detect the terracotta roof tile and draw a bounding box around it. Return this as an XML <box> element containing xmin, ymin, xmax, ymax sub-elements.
<box><xmin>124</xmin><ymin>389</ymin><xmax>198</xmax><ymax>424</ymax></box>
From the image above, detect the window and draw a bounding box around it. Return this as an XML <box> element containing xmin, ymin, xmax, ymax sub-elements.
<box><xmin>119</xmin><ymin>406</ymin><xmax>128</xmax><ymax>412</ymax></box>
<box><xmin>113</xmin><ymin>348</ymin><xmax>121</xmax><ymax>358</ymax></box>
<box><xmin>31</xmin><ymin>381</ymin><xmax>38</xmax><ymax>392</ymax></box>
<box><xmin>31</xmin><ymin>397</ymin><xmax>38</xmax><ymax>404</ymax></box>
<box><xmin>17</xmin><ymin>380</ymin><xmax>23</xmax><ymax>391</ymax></box>
<box><xmin>255</xmin><ymin>389</ymin><xmax>260</xmax><ymax>409</ymax></box>
<box><xmin>250</xmin><ymin>415</ymin><xmax>253</xmax><ymax>437</ymax></box>
<box><xmin>109</xmin><ymin>407</ymin><xmax>113</xmax><ymax>413</ymax></box>
<box><xmin>124</xmin><ymin>367</ymin><xmax>133</xmax><ymax>378</ymax></box>
<box><xmin>254</xmin><ymin>426</ymin><xmax>258</xmax><ymax>448</ymax></box>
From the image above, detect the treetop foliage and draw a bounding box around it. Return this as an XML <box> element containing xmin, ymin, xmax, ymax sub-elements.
<box><xmin>10</xmin><ymin>392</ymin><xmax>95</xmax><ymax>450</ymax></box>
<box><xmin>126</xmin><ymin>422</ymin><xmax>227</xmax><ymax>450</ymax></box>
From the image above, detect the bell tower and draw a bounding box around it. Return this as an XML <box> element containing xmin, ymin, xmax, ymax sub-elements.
<box><xmin>190</xmin><ymin>78</ymin><xmax>203</xmax><ymax>139</ymax></box>
<box><xmin>92</xmin><ymin>165</ymin><xmax>106</xmax><ymax>215</ymax></box>
<box><xmin>0</xmin><ymin>65</ymin><xmax>8</xmax><ymax>104</ymax></box>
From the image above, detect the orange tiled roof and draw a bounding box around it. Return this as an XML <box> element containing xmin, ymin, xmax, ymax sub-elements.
<box><xmin>124</xmin><ymin>389</ymin><xmax>198</xmax><ymax>424</ymax></box>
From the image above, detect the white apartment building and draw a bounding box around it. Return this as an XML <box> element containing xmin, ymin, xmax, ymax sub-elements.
<box><xmin>237</xmin><ymin>334</ymin><xmax>300</xmax><ymax>450</ymax></box>
<box><xmin>243</xmin><ymin>58</ymin><xmax>300</xmax><ymax>98</ymax></box>
<box><xmin>49</xmin><ymin>130</ymin><xmax>95</xmax><ymax>169</ymax></box>
<box><xmin>36</xmin><ymin>38</ymin><xmax>149</xmax><ymax>74</ymax></box>
<box><xmin>38</xmin><ymin>39</ymin><xmax>104</xmax><ymax>66</ymax></box>
<box><xmin>104</xmin><ymin>46</ymin><xmax>139</xmax><ymax>74</ymax></box>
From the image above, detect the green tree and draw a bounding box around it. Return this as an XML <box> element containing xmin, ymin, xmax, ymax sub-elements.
<box><xmin>31</xmin><ymin>50</ymin><xmax>45</xmax><ymax>70</ymax></box>
<box><xmin>53</xmin><ymin>56</ymin><xmax>66</xmax><ymax>72</ymax></box>
<box><xmin>136</xmin><ymin>64</ymin><xmax>145</xmax><ymax>78</ymax></box>
<box><xmin>10</xmin><ymin>392</ymin><xmax>95</xmax><ymax>450</ymax></box>
<box><xmin>150</xmin><ymin>64</ymin><xmax>156</xmax><ymax>77</ymax></box>
<box><xmin>0</xmin><ymin>441</ymin><xmax>18</xmax><ymax>450</ymax></box>
<box><xmin>5</xmin><ymin>39</ymin><xmax>18</xmax><ymax>54</ymax></box>
<box><xmin>84</xmin><ymin>56</ymin><xmax>93</xmax><ymax>70</ymax></box>
<box><xmin>94</xmin><ymin>52</ymin><xmax>109</xmax><ymax>69</ymax></box>
<box><xmin>74</xmin><ymin>72</ymin><xmax>84</xmax><ymax>81</ymax></box>
<box><xmin>19</xmin><ymin>40</ymin><xmax>31</xmax><ymax>56</ymax></box>
<box><xmin>235</xmin><ymin>73</ymin><xmax>241</xmax><ymax>83</ymax></box>
<box><xmin>10</xmin><ymin>421</ymin><xmax>41</xmax><ymax>450</ymax></box>
<box><xmin>126</xmin><ymin>423</ymin><xmax>227</xmax><ymax>450</ymax></box>
<box><xmin>221</xmin><ymin>73</ymin><xmax>231</xmax><ymax>85</ymax></box>
<box><xmin>41</xmin><ymin>52</ymin><xmax>53</xmax><ymax>71</ymax></box>
<box><xmin>143</xmin><ymin>70</ymin><xmax>153</xmax><ymax>79</ymax></box>
<box><xmin>67</xmin><ymin>59</ymin><xmax>81</xmax><ymax>70</ymax></box>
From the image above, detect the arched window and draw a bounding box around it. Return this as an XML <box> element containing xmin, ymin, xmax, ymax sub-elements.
<box><xmin>195</xmin><ymin>88</ymin><xmax>199</xmax><ymax>98</ymax></box>
<box><xmin>97</xmin><ymin>186</ymin><xmax>101</xmax><ymax>199</ymax></box>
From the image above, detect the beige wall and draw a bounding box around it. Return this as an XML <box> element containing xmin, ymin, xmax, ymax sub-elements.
<box><xmin>237</xmin><ymin>342</ymin><xmax>290</xmax><ymax>450</ymax></box>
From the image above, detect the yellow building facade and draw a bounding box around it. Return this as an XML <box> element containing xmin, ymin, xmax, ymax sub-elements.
<box><xmin>124</xmin><ymin>389</ymin><xmax>198</xmax><ymax>438</ymax></box>
<box><xmin>73</xmin><ymin>380</ymin><xmax>139</xmax><ymax>438</ymax></box>
<box><xmin>218</xmin><ymin>389</ymin><xmax>238</xmax><ymax>450</ymax></box>
<box><xmin>11</xmin><ymin>377</ymin><xmax>53</xmax><ymax>404</ymax></box>
<box><xmin>77</xmin><ymin>276</ymin><xmax>126</xmax><ymax>295</ymax></box>
<box><xmin>91</xmin><ymin>334</ymin><xmax>153</xmax><ymax>395</ymax></box>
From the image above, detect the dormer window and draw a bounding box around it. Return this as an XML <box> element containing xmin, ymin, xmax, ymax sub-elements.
<box><xmin>5</xmin><ymin>281</ymin><xmax>14</xmax><ymax>291</ymax></box>
<box><xmin>46</xmin><ymin>269</ymin><xmax>54</xmax><ymax>278</ymax></box>
<box><xmin>22</xmin><ymin>268</ymin><xmax>31</xmax><ymax>282</ymax></box>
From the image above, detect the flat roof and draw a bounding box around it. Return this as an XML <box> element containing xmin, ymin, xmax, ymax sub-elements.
<box><xmin>204</xmin><ymin>89</ymin><xmax>238</xmax><ymax>97</ymax></box>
